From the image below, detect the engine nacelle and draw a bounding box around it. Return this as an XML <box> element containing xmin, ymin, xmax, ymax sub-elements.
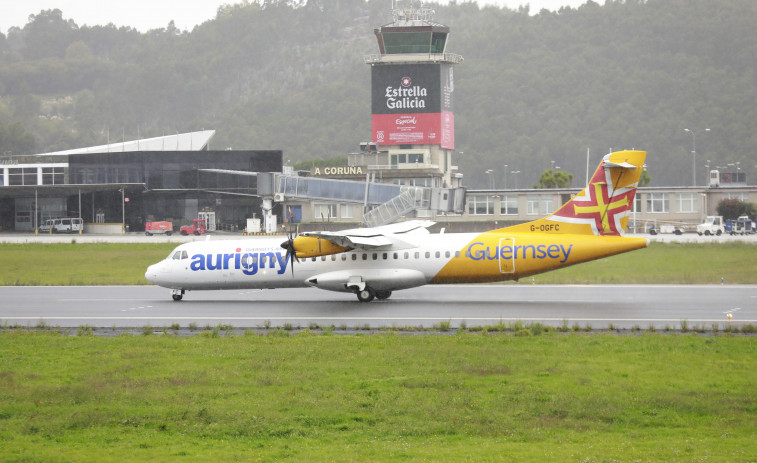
<box><xmin>293</xmin><ymin>236</ymin><xmax>350</xmax><ymax>258</ymax></box>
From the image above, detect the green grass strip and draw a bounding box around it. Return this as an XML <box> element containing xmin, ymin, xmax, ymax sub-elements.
<box><xmin>0</xmin><ymin>332</ymin><xmax>755</xmax><ymax>461</ymax></box>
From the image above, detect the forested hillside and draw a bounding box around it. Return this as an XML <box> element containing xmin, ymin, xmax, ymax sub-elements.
<box><xmin>1</xmin><ymin>0</ymin><xmax>755</xmax><ymax>187</ymax></box>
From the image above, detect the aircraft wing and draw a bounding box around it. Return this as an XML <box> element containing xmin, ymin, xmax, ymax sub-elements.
<box><xmin>300</xmin><ymin>220</ymin><xmax>434</xmax><ymax>250</ymax></box>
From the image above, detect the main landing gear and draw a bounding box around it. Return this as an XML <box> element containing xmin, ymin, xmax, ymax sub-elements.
<box><xmin>355</xmin><ymin>287</ymin><xmax>392</xmax><ymax>302</ymax></box>
<box><xmin>172</xmin><ymin>289</ymin><xmax>185</xmax><ymax>301</ymax></box>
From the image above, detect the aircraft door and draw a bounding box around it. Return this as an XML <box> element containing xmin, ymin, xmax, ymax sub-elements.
<box><xmin>499</xmin><ymin>237</ymin><xmax>515</xmax><ymax>274</ymax></box>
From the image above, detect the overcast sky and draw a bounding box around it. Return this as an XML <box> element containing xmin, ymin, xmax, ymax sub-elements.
<box><xmin>0</xmin><ymin>0</ymin><xmax>590</xmax><ymax>34</ymax></box>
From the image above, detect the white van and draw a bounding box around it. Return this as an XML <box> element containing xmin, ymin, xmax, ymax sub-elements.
<box><xmin>55</xmin><ymin>217</ymin><xmax>83</xmax><ymax>233</ymax></box>
<box><xmin>39</xmin><ymin>219</ymin><xmax>58</xmax><ymax>233</ymax></box>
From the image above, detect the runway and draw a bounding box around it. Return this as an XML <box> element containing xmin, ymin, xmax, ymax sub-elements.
<box><xmin>1</xmin><ymin>284</ymin><xmax>755</xmax><ymax>330</ymax></box>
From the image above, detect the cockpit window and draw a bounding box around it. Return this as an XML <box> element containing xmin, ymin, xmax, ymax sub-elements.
<box><xmin>172</xmin><ymin>251</ymin><xmax>182</xmax><ymax>260</ymax></box>
<box><xmin>181</xmin><ymin>251</ymin><xmax>189</xmax><ymax>259</ymax></box>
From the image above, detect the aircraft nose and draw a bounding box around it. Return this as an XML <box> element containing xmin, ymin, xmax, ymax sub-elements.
<box><xmin>145</xmin><ymin>264</ymin><xmax>161</xmax><ymax>284</ymax></box>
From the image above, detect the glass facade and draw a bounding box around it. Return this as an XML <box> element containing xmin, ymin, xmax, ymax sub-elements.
<box><xmin>70</xmin><ymin>151</ymin><xmax>280</xmax><ymax>191</ymax></box>
<box><xmin>468</xmin><ymin>195</ymin><xmax>493</xmax><ymax>215</ymax></box>
<box><xmin>646</xmin><ymin>193</ymin><xmax>669</xmax><ymax>213</ymax></box>
<box><xmin>382</xmin><ymin>31</ymin><xmax>447</xmax><ymax>54</ymax></box>
<box><xmin>499</xmin><ymin>195</ymin><xmax>518</xmax><ymax>215</ymax></box>
<box><xmin>67</xmin><ymin>150</ymin><xmax>282</xmax><ymax>230</ymax></box>
<box><xmin>675</xmin><ymin>193</ymin><xmax>697</xmax><ymax>213</ymax></box>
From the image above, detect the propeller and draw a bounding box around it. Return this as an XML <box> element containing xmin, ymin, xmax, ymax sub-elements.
<box><xmin>280</xmin><ymin>207</ymin><xmax>299</xmax><ymax>276</ymax></box>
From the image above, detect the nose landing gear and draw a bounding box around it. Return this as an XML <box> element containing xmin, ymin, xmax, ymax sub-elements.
<box><xmin>172</xmin><ymin>289</ymin><xmax>185</xmax><ymax>301</ymax></box>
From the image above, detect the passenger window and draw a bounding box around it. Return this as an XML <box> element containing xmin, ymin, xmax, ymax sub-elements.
<box><xmin>435</xmin><ymin>251</ymin><xmax>440</xmax><ymax>258</ymax></box>
<box><xmin>341</xmin><ymin>254</ymin><xmax>347</xmax><ymax>261</ymax></box>
<box><xmin>331</xmin><ymin>255</ymin><xmax>336</xmax><ymax>261</ymax></box>
<box><xmin>445</xmin><ymin>251</ymin><xmax>450</xmax><ymax>258</ymax></box>
<box><xmin>321</xmin><ymin>256</ymin><xmax>327</xmax><ymax>262</ymax></box>
<box><xmin>414</xmin><ymin>252</ymin><xmax>420</xmax><ymax>259</ymax></box>
<box><xmin>455</xmin><ymin>251</ymin><xmax>461</xmax><ymax>258</ymax></box>
<box><xmin>311</xmin><ymin>257</ymin><xmax>316</xmax><ymax>262</ymax></box>
<box><xmin>393</xmin><ymin>253</ymin><xmax>398</xmax><ymax>259</ymax></box>
<box><xmin>362</xmin><ymin>254</ymin><xmax>368</xmax><ymax>260</ymax></box>
<box><xmin>425</xmin><ymin>252</ymin><xmax>431</xmax><ymax>258</ymax></box>
<box><xmin>382</xmin><ymin>253</ymin><xmax>388</xmax><ymax>260</ymax></box>
<box><xmin>352</xmin><ymin>254</ymin><xmax>357</xmax><ymax>261</ymax></box>
<box><xmin>372</xmin><ymin>253</ymin><xmax>378</xmax><ymax>260</ymax></box>
<box><xmin>404</xmin><ymin>252</ymin><xmax>409</xmax><ymax>259</ymax></box>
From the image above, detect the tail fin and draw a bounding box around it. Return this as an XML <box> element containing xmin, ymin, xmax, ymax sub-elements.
<box><xmin>496</xmin><ymin>150</ymin><xmax>646</xmax><ymax>236</ymax></box>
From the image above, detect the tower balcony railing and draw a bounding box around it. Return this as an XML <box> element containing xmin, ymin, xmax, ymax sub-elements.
<box><xmin>363</xmin><ymin>53</ymin><xmax>463</xmax><ymax>64</ymax></box>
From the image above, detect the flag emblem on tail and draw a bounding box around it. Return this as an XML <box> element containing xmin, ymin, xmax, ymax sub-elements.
<box><xmin>548</xmin><ymin>158</ymin><xmax>638</xmax><ymax>236</ymax></box>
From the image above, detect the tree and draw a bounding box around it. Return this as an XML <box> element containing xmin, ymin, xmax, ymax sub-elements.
<box><xmin>638</xmin><ymin>168</ymin><xmax>651</xmax><ymax>187</ymax></box>
<box><xmin>534</xmin><ymin>169</ymin><xmax>573</xmax><ymax>188</ymax></box>
<box><xmin>0</xmin><ymin>120</ymin><xmax>36</xmax><ymax>155</ymax></box>
<box><xmin>717</xmin><ymin>199</ymin><xmax>756</xmax><ymax>220</ymax></box>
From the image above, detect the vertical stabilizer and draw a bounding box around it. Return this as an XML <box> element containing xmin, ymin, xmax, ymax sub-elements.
<box><xmin>496</xmin><ymin>150</ymin><xmax>646</xmax><ymax>236</ymax></box>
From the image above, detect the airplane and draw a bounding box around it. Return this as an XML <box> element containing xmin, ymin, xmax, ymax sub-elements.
<box><xmin>145</xmin><ymin>150</ymin><xmax>648</xmax><ymax>302</ymax></box>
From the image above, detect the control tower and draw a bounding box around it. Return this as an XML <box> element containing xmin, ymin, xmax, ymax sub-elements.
<box><xmin>363</xmin><ymin>0</ymin><xmax>463</xmax><ymax>189</ymax></box>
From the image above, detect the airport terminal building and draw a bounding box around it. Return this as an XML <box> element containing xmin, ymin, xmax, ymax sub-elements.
<box><xmin>0</xmin><ymin>131</ymin><xmax>282</xmax><ymax>232</ymax></box>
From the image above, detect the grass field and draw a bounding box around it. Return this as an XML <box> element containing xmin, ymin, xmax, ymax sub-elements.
<box><xmin>0</xmin><ymin>331</ymin><xmax>755</xmax><ymax>462</ymax></box>
<box><xmin>0</xmin><ymin>241</ymin><xmax>756</xmax><ymax>285</ymax></box>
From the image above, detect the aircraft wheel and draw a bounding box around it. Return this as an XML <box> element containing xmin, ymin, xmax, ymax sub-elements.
<box><xmin>172</xmin><ymin>290</ymin><xmax>184</xmax><ymax>302</ymax></box>
<box><xmin>356</xmin><ymin>287</ymin><xmax>375</xmax><ymax>303</ymax></box>
<box><xmin>375</xmin><ymin>290</ymin><xmax>392</xmax><ymax>300</ymax></box>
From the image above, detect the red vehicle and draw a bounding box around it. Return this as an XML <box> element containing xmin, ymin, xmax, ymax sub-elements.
<box><xmin>180</xmin><ymin>218</ymin><xmax>206</xmax><ymax>236</ymax></box>
<box><xmin>145</xmin><ymin>221</ymin><xmax>173</xmax><ymax>236</ymax></box>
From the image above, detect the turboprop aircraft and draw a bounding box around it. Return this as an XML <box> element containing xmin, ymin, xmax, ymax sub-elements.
<box><xmin>145</xmin><ymin>150</ymin><xmax>648</xmax><ymax>302</ymax></box>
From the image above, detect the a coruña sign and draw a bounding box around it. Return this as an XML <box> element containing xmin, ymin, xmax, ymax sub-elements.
<box><xmin>311</xmin><ymin>166</ymin><xmax>365</xmax><ymax>177</ymax></box>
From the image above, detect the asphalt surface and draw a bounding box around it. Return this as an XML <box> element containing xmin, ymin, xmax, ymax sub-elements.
<box><xmin>2</xmin><ymin>231</ymin><xmax>755</xmax><ymax>332</ymax></box>
<box><xmin>1</xmin><ymin>284</ymin><xmax>755</xmax><ymax>331</ymax></box>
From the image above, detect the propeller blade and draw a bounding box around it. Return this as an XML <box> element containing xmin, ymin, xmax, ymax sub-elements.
<box><xmin>280</xmin><ymin>231</ymin><xmax>298</xmax><ymax>276</ymax></box>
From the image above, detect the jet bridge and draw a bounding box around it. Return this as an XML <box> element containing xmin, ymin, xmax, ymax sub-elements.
<box><xmin>198</xmin><ymin>170</ymin><xmax>465</xmax><ymax>227</ymax></box>
<box><xmin>270</xmin><ymin>173</ymin><xmax>465</xmax><ymax>227</ymax></box>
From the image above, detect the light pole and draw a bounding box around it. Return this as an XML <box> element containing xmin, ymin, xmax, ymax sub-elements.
<box><xmin>503</xmin><ymin>164</ymin><xmax>508</xmax><ymax>189</ymax></box>
<box><xmin>684</xmin><ymin>128</ymin><xmax>710</xmax><ymax>186</ymax></box>
<box><xmin>511</xmin><ymin>170</ymin><xmax>521</xmax><ymax>189</ymax></box>
<box><xmin>485</xmin><ymin>169</ymin><xmax>494</xmax><ymax>189</ymax></box>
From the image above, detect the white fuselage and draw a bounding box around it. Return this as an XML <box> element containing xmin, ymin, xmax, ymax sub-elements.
<box><xmin>145</xmin><ymin>233</ymin><xmax>477</xmax><ymax>292</ymax></box>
